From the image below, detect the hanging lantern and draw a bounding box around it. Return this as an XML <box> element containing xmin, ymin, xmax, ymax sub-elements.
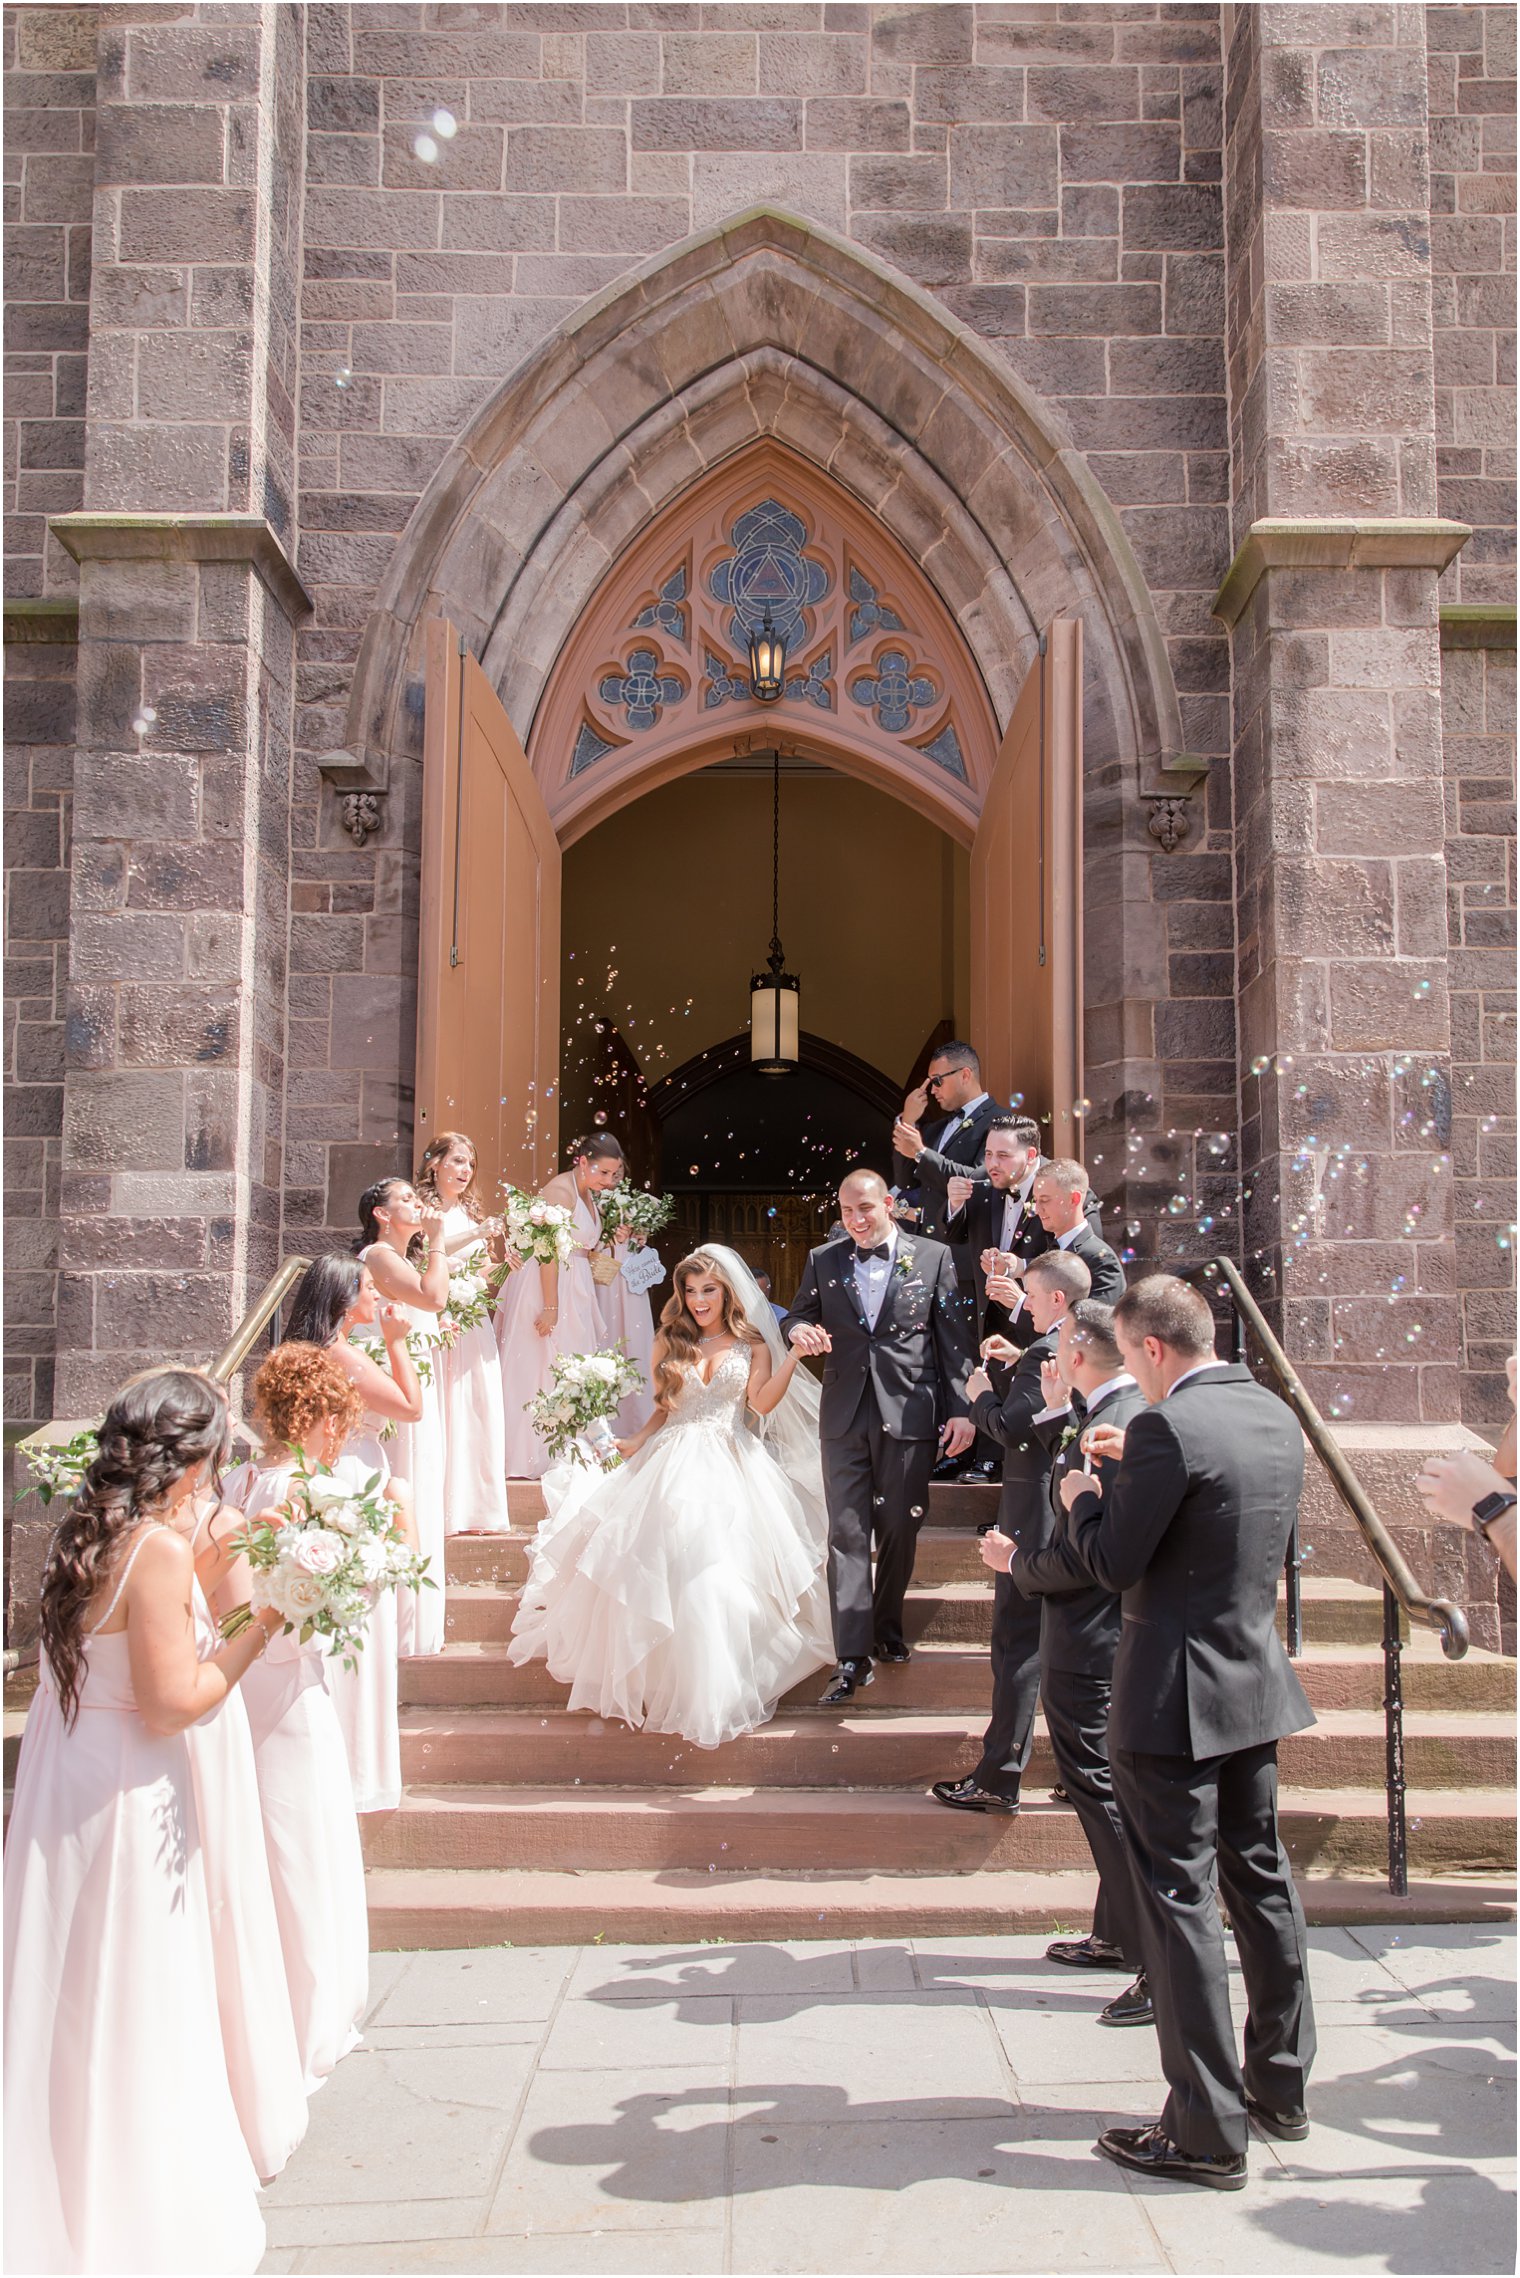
<box><xmin>750</xmin><ymin>750</ymin><xmax>799</xmax><ymax>1076</ymax></box>
<box><xmin>747</xmin><ymin>606</ymin><xmax>787</xmax><ymax>703</ymax></box>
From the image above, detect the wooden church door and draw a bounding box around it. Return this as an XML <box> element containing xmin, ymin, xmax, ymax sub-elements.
<box><xmin>969</xmin><ymin>617</ymin><xmax>1085</xmax><ymax>1160</ymax></box>
<box><xmin>417</xmin><ymin>619</ymin><xmax>562</xmax><ymax>1189</ymax></box>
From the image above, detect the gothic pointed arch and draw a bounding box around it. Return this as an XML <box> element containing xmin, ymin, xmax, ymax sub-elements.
<box><xmin>339</xmin><ymin>206</ymin><xmax>1188</xmax><ymax>834</ymax></box>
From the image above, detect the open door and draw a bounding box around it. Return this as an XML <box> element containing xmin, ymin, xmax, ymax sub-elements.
<box><xmin>417</xmin><ymin>619</ymin><xmax>561</xmax><ymax>1188</ymax></box>
<box><xmin>970</xmin><ymin>617</ymin><xmax>1084</xmax><ymax>1159</ymax></box>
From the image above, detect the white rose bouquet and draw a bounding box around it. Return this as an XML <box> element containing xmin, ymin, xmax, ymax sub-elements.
<box><xmin>24</xmin><ymin>1425</ymin><xmax>100</xmax><ymax>1505</ymax></box>
<box><xmin>222</xmin><ymin>1452</ymin><xmax>432</xmax><ymax>1667</ymax></box>
<box><xmin>437</xmin><ymin>1257</ymin><xmax>496</xmax><ymax>1340</ymax></box>
<box><xmin>525</xmin><ymin>1345</ymin><xmax>644</xmax><ymax>1468</ymax></box>
<box><xmin>599</xmin><ymin>1183</ymin><xmax>675</xmax><ymax>1245</ymax></box>
<box><xmin>500</xmin><ymin>1185</ymin><xmax>577</xmax><ymax>1269</ymax></box>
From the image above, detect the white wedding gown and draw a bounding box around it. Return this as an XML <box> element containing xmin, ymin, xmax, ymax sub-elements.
<box><xmin>508</xmin><ymin>1343</ymin><xmax>835</xmax><ymax>1748</ymax></box>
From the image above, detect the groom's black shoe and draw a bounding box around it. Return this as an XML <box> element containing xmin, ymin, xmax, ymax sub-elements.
<box><xmin>1098</xmin><ymin>1974</ymin><xmax>1155</xmax><ymax>2028</ymax></box>
<box><xmin>818</xmin><ymin>1658</ymin><xmax>873</xmax><ymax>1706</ymax></box>
<box><xmin>873</xmin><ymin>1638</ymin><xmax>911</xmax><ymax>1664</ymax></box>
<box><xmin>929</xmin><ymin>1453</ymin><xmax>962</xmax><ymax>1483</ymax></box>
<box><xmin>1096</xmin><ymin>2123</ymin><xmax>1247</xmax><ymax>2191</ymax></box>
<box><xmin>929</xmin><ymin>1776</ymin><xmax>1019</xmax><ymax>1814</ymax></box>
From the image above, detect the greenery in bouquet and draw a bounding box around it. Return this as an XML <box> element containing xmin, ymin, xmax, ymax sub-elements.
<box><xmin>222</xmin><ymin>1451</ymin><xmax>432</xmax><ymax>1668</ymax></box>
<box><xmin>347</xmin><ymin>1322</ymin><xmax>442</xmax><ymax>1438</ymax></box>
<box><xmin>25</xmin><ymin>1426</ymin><xmax>101</xmax><ymax>1506</ymax></box>
<box><xmin>525</xmin><ymin>1345</ymin><xmax>644</xmax><ymax>1468</ymax></box>
<box><xmin>500</xmin><ymin>1184</ymin><xmax>577</xmax><ymax>1270</ymax></box>
<box><xmin>600</xmin><ymin>1182</ymin><xmax>676</xmax><ymax>1246</ymax></box>
<box><xmin>436</xmin><ymin>1256</ymin><xmax>497</xmax><ymax>1340</ymax></box>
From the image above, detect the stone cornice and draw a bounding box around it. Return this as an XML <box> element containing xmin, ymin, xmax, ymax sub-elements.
<box><xmin>48</xmin><ymin>513</ymin><xmax>312</xmax><ymax>622</ymax></box>
<box><xmin>3</xmin><ymin>597</ymin><xmax>80</xmax><ymax>644</ymax></box>
<box><xmin>1439</xmin><ymin>603</ymin><xmax>1517</xmax><ymax>651</ymax></box>
<box><xmin>1212</xmin><ymin>517</ymin><xmax>1472</xmax><ymax>630</ymax></box>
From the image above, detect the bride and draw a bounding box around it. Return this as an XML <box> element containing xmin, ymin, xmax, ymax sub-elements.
<box><xmin>507</xmin><ymin>1247</ymin><xmax>835</xmax><ymax>1748</ymax></box>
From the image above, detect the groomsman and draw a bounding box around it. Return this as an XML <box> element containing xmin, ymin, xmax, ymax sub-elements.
<box><xmin>928</xmin><ymin>1249</ymin><xmax>1090</xmax><ymax>1814</ymax></box>
<box><xmin>1053</xmin><ymin>1275</ymin><xmax>1316</xmax><ymax>2190</ymax></box>
<box><xmin>890</xmin><ymin>1041</ymin><xmax>1000</xmax><ymax>1281</ymax></box>
<box><xmin>982</xmin><ymin>1299</ymin><xmax>1151</xmax><ymax>2021</ymax></box>
<box><xmin>987</xmin><ymin>1158</ymin><xmax>1124</xmax><ymax>1351</ymax></box>
<box><xmin>785</xmin><ymin>1170</ymin><xmax>976</xmax><ymax>1702</ymax></box>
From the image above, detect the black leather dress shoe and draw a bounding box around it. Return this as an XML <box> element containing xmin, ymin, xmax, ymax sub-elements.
<box><xmin>1097</xmin><ymin>2122</ymin><xmax>1246</xmax><ymax>2191</ymax></box>
<box><xmin>1098</xmin><ymin>1974</ymin><xmax>1155</xmax><ymax>2027</ymax></box>
<box><xmin>873</xmin><ymin>1639</ymin><xmax>911</xmax><ymax>1663</ymax></box>
<box><xmin>1245</xmin><ymin>2096</ymin><xmax>1310</xmax><ymax>2141</ymax></box>
<box><xmin>929</xmin><ymin>1776</ymin><xmax>1020</xmax><ymax>1814</ymax></box>
<box><xmin>929</xmin><ymin>1454</ymin><xmax>962</xmax><ymax>1483</ymax></box>
<box><xmin>1045</xmin><ymin>1935</ymin><xmax>1131</xmax><ymax>1972</ymax></box>
<box><xmin>956</xmin><ymin>1460</ymin><xmax>1001</xmax><ymax>1484</ymax></box>
<box><xmin>818</xmin><ymin>1658</ymin><xmax>873</xmax><ymax>1707</ymax></box>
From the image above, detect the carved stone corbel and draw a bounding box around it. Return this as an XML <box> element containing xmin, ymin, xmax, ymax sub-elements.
<box><xmin>317</xmin><ymin>747</ymin><xmax>387</xmax><ymax>846</ymax></box>
<box><xmin>1145</xmin><ymin>796</ymin><xmax>1192</xmax><ymax>853</ymax></box>
<box><xmin>340</xmin><ymin>791</ymin><xmax>383</xmax><ymax>847</ymax></box>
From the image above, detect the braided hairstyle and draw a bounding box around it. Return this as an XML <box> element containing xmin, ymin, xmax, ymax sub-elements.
<box><xmin>39</xmin><ymin>1368</ymin><xmax>232</xmax><ymax>1729</ymax></box>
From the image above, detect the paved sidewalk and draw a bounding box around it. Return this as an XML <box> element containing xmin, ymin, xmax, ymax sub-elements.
<box><xmin>258</xmin><ymin>1925</ymin><xmax>1515</xmax><ymax>2276</ymax></box>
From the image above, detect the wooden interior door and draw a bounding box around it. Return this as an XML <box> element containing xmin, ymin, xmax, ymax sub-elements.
<box><xmin>970</xmin><ymin>617</ymin><xmax>1084</xmax><ymax>1159</ymax></box>
<box><xmin>417</xmin><ymin>619</ymin><xmax>561</xmax><ymax>1190</ymax></box>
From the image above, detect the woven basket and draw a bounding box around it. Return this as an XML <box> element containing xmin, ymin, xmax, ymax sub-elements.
<box><xmin>589</xmin><ymin>1249</ymin><xmax>621</xmax><ymax>1286</ymax></box>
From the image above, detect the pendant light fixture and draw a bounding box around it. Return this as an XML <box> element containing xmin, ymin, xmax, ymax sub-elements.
<box><xmin>747</xmin><ymin>606</ymin><xmax>787</xmax><ymax>703</ymax></box>
<box><xmin>750</xmin><ymin>748</ymin><xmax>800</xmax><ymax>1076</ymax></box>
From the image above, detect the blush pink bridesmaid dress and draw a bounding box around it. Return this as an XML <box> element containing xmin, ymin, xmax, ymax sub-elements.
<box><xmin>184</xmin><ymin>1523</ymin><xmax>309</xmax><ymax>2181</ymax></box>
<box><xmin>2</xmin><ymin>1525</ymin><xmax>266</xmax><ymax>2275</ymax></box>
<box><xmin>435</xmin><ymin>1206</ymin><xmax>512</xmax><ymax>1532</ymax></box>
<box><xmin>496</xmin><ymin>1182</ymin><xmax>609</xmax><ymax>1478</ymax></box>
<box><xmin>320</xmin><ymin>1427</ymin><xmax>403</xmax><ymax>1814</ymax></box>
<box><xmin>357</xmin><ymin>1251</ymin><xmax>448</xmax><ymax>1655</ymax></box>
<box><xmin>596</xmin><ymin>1241</ymin><xmax>659</xmax><ymax>1437</ymax></box>
<box><xmin>225</xmin><ymin>1460</ymin><xmax>371</xmax><ymax>2095</ymax></box>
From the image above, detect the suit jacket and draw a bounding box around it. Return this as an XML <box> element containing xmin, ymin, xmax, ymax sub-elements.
<box><xmin>969</xmin><ymin>1327</ymin><xmax>1059</xmax><ymax>1549</ymax></box>
<box><xmin>784</xmin><ymin>1231</ymin><xmax>975</xmax><ymax>1444</ymax></box>
<box><xmin>892</xmin><ymin>1095</ymin><xmax>1001</xmax><ymax>1274</ymax></box>
<box><xmin>947</xmin><ymin>1171</ymin><xmax>1107</xmax><ymax>1326</ymax></box>
<box><xmin>1056</xmin><ymin>1363</ymin><xmax>1314</xmax><ymax>1759</ymax></box>
<box><xmin>1021</xmin><ymin>1378</ymin><xmax>1151</xmax><ymax>1674</ymax></box>
<box><xmin>1001</xmin><ymin>1221</ymin><xmax>1126</xmax><ymax>1350</ymax></box>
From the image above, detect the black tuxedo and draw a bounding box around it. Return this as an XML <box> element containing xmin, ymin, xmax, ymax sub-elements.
<box><xmin>947</xmin><ymin>1173</ymin><xmax>1108</xmax><ymax>1335</ymax></box>
<box><xmin>891</xmin><ymin>1094</ymin><xmax>1000</xmax><ymax>1283</ymax></box>
<box><xmin>1060</xmin><ymin>1364</ymin><xmax>1316</xmax><ymax>2157</ymax></box>
<box><xmin>1020</xmin><ymin>1376</ymin><xmax>1150</xmax><ymax>1960</ymax></box>
<box><xmin>961</xmin><ymin>1329</ymin><xmax>1057</xmax><ymax>1799</ymax></box>
<box><xmin>999</xmin><ymin>1221</ymin><xmax>1125</xmax><ymax>1351</ymax></box>
<box><xmin>785</xmin><ymin>1231</ymin><xmax>975</xmax><ymax>1662</ymax></box>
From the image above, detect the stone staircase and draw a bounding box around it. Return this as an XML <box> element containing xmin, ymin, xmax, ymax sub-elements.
<box><xmin>362</xmin><ymin>1482</ymin><xmax>1517</xmax><ymax>1948</ymax></box>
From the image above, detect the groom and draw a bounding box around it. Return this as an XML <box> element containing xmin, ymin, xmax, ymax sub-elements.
<box><xmin>785</xmin><ymin>1169</ymin><xmax>977</xmax><ymax>1704</ymax></box>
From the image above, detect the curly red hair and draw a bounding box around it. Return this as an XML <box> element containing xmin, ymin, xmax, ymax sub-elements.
<box><xmin>251</xmin><ymin>1341</ymin><xmax>364</xmax><ymax>1456</ymax></box>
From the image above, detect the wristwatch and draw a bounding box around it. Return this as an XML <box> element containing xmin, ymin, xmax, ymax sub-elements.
<box><xmin>1471</xmin><ymin>1489</ymin><xmax>1517</xmax><ymax>1538</ymax></box>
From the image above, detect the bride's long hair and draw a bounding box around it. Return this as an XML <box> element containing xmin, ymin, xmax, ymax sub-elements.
<box><xmin>653</xmin><ymin>1250</ymin><xmax>762</xmax><ymax>1408</ymax></box>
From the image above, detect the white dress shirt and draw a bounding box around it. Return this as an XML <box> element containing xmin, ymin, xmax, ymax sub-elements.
<box><xmin>1166</xmin><ymin>1359</ymin><xmax>1231</xmax><ymax>1397</ymax></box>
<box><xmin>852</xmin><ymin>1225</ymin><xmax>899</xmax><ymax>1330</ymax></box>
<box><xmin>998</xmin><ymin>1170</ymin><xmax>1036</xmax><ymax>1252</ymax></box>
<box><xmin>937</xmin><ymin>1090</ymin><xmax>991</xmax><ymax>1147</ymax></box>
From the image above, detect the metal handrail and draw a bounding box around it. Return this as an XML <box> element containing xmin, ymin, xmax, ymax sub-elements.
<box><xmin>4</xmin><ymin>1258</ymin><xmax>311</xmax><ymax>1676</ymax></box>
<box><xmin>1181</xmin><ymin>1253</ymin><xmax>1472</xmax><ymax>1902</ymax></box>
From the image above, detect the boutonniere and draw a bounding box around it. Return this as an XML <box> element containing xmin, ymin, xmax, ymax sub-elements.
<box><xmin>893</xmin><ymin>1254</ymin><xmax>914</xmax><ymax>1281</ymax></box>
<box><xmin>1057</xmin><ymin>1416</ymin><xmax>1082</xmax><ymax>1456</ymax></box>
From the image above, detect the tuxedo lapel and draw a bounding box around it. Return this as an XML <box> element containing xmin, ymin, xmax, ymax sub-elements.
<box><xmin>871</xmin><ymin>1236</ymin><xmax>914</xmax><ymax>1339</ymax></box>
<box><xmin>829</xmin><ymin>1240</ymin><xmax>870</xmax><ymax>1332</ymax></box>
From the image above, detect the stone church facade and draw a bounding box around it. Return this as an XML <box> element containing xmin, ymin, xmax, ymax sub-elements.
<box><xmin>3</xmin><ymin>1</ymin><xmax>1514</xmax><ymax>1506</ymax></box>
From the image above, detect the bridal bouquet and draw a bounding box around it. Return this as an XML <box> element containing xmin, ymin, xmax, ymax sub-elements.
<box><xmin>223</xmin><ymin>1452</ymin><xmax>431</xmax><ymax>1666</ymax></box>
<box><xmin>437</xmin><ymin>1257</ymin><xmax>497</xmax><ymax>1340</ymax></box>
<box><xmin>599</xmin><ymin>1183</ymin><xmax>675</xmax><ymax>1245</ymax></box>
<box><xmin>500</xmin><ymin>1185</ymin><xmax>577</xmax><ymax>1268</ymax></box>
<box><xmin>525</xmin><ymin>1345</ymin><xmax>643</xmax><ymax>1468</ymax></box>
<box><xmin>25</xmin><ymin>1425</ymin><xmax>99</xmax><ymax>1505</ymax></box>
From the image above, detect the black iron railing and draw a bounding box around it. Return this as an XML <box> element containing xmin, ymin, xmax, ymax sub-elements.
<box><xmin>1180</xmin><ymin>1254</ymin><xmax>1470</xmax><ymax>1899</ymax></box>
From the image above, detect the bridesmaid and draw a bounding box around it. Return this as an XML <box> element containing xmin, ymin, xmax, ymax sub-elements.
<box><xmin>4</xmin><ymin>1368</ymin><xmax>276</xmax><ymax>2274</ymax></box>
<box><xmin>496</xmin><ymin>1129</ymin><xmax>627</xmax><ymax>1478</ymax></box>
<box><xmin>279</xmin><ymin>1254</ymin><xmax>426</xmax><ymax>1812</ymax></box>
<box><xmin>415</xmin><ymin>1132</ymin><xmax>512</xmax><ymax>1533</ymax></box>
<box><xmin>208</xmin><ymin>1345</ymin><xmax>372</xmax><ymax>2095</ymax></box>
<box><xmin>358</xmin><ymin>1176</ymin><xmax>450</xmax><ymax>1633</ymax></box>
<box><xmin>596</xmin><ymin>1228</ymin><xmax>659</xmax><ymax>1438</ymax></box>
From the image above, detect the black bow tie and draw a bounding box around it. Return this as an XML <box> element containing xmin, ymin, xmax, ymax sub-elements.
<box><xmin>854</xmin><ymin>1242</ymin><xmax>890</xmax><ymax>1262</ymax></box>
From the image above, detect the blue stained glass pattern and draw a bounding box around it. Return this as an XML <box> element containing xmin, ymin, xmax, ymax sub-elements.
<box><xmin>599</xmin><ymin>647</ymin><xmax>686</xmax><ymax>732</ymax></box>
<box><xmin>849</xmin><ymin>649</ymin><xmax>937</xmax><ymax>734</ymax></box>
<box><xmin>632</xmin><ymin>564</ymin><xmax>689</xmax><ymax>644</ymax></box>
<box><xmin>847</xmin><ymin>565</ymin><xmax>905</xmax><ymax>647</ymax></box>
<box><xmin>708</xmin><ymin>497</ymin><xmax>830</xmax><ymax>654</ymax></box>
<box><xmin>785</xmin><ymin>649</ymin><xmax>833</xmax><ymax>710</ymax></box>
<box><xmin>919</xmin><ymin>723</ymin><xmax>969</xmax><ymax>782</ymax></box>
<box><xmin>703</xmin><ymin>649</ymin><xmax>749</xmax><ymax>709</ymax></box>
<box><xmin>570</xmin><ymin>720</ymin><xmax>616</xmax><ymax>776</ymax></box>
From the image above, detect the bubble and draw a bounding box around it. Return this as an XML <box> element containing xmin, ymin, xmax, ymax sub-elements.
<box><xmin>432</xmin><ymin>106</ymin><xmax>458</xmax><ymax>138</ymax></box>
<box><xmin>1072</xmin><ymin>1097</ymin><xmax>1091</xmax><ymax>1118</ymax></box>
<box><xmin>413</xmin><ymin>131</ymin><xmax>439</xmax><ymax>162</ymax></box>
<box><xmin>131</xmin><ymin>714</ymin><xmax>152</xmax><ymax>737</ymax></box>
<box><xmin>1124</xmin><ymin>1220</ymin><xmax>1142</xmax><ymax>1238</ymax></box>
<box><xmin>1250</xmin><ymin>1055</ymin><xmax>1270</xmax><ymax>1075</ymax></box>
<box><xmin>1166</xmin><ymin>1195</ymin><xmax>1188</xmax><ymax>1216</ymax></box>
<box><xmin>593</xmin><ymin>1109</ymin><xmax>607</xmax><ymax>1126</ymax></box>
<box><xmin>689</xmin><ymin>1165</ymin><xmax>699</xmax><ymax>1177</ymax></box>
<box><xmin>1009</xmin><ymin>1092</ymin><xmax>1025</xmax><ymax>1110</ymax></box>
<box><xmin>334</xmin><ymin>365</ymin><xmax>352</xmax><ymax>389</ymax></box>
<box><xmin>1481</xmin><ymin>1114</ymin><xmax>1499</xmax><ymax>1134</ymax></box>
<box><xmin>909</xmin><ymin>1505</ymin><xmax>924</xmax><ymax>1518</ymax></box>
<box><xmin>1413</xmin><ymin>978</ymin><xmax>1431</xmax><ymax>998</ymax></box>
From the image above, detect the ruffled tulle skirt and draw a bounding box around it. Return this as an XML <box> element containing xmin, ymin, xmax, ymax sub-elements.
<box><xmin>508</xmin><ymin>1419</ymin><xmax>834</xmax><ymax>1748</ymax></box>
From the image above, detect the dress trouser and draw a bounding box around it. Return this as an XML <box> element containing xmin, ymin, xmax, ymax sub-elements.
<box><xmin>1111</xmin><ymin>1739</ymin><xmax>1317</xmax><ymax>2157</ymax></box>
<box><xmin>821</xmin><ymin>1393</ymin><xmax>936</xmax><ymax>1661</ymax></box>
<box><xmin>1040</xmin><ymin>1664</ymin><xmax>1140</xmax><ymax>1962</ymax></box>
<box><xmin>970</xmin><ymin>1570</ymin><xmax>1042</xmax><ymax>1799</ymax></box>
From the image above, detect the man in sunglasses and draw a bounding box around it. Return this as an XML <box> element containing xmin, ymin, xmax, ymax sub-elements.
<box><xmin>891</xmin><ymin>1041</ymin><xmax>999</xmax><ymax>1279</ymax></box>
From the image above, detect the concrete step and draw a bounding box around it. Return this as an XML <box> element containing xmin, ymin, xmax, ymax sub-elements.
<box><xmin>446</xmin><ymin>1527</ymin><xmax>997</xmax><ymax>1592</ymax></box>
<box><xmin>400</xmin><ymin>1634</ymin><xmax>1511</xmax><ymax>1716</ymax></box>
<box><xmin>396</xmin><ymin>1705</ymin><xmax>1515</xmax><ymax>1792</ymax></box>
<box><xmin>442</xmin><ymin>1578</ymin><xmax>1000</xmax><ymax>1647</ymax></box>
<box><xmin>362</xmin><ymin>1864</ymin><xmax>1517</xmax><ymax>1949</ymax></box>
<box><xmin>361</xmin><ymin>1783</ymin><xmax>1517</xmax><ymax>1877</ymax></box>
<box><xmin>504</xmin><ymin>1476</ymin><xmax>1000</xmax><ymax>1530</ymax></box>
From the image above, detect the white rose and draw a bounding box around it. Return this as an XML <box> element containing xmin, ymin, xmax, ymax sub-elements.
<box><xmin>270</xmin><ymin>1568</ymin><xmax>328</xmax><ymax>1615</ymax></box>
<box><xmin>322</xmin><ymin>1498</ymin><xmax>365</xmax><ymax>1537</ymax></box>
<box><xmin>290</xmin><ymin>1528</ymin><xmax>346</xmax><ymax>1578</ymax></box>
<box><xmin>354</xmin><ymin>1536</ymin><xmax>390</xmax><ymax>1585</ymax></box>
<box><xmin>586</xmin><ymin>1356</ymin><xmax>618</xmax><ymax>1383</ymax></box>
<box><xmin>528</xmin><ymin>1204</ymin><xmax>548</xmax><ymax>1225</ymax></box>
<box><xmin>304</xmin><ymin>1473</ymin><xmax>354</xmax><ymax>1514</ymax></box>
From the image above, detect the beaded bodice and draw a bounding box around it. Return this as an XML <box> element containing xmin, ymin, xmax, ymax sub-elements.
<box><xmin>664</xmin><ymin>1344</ymin><xmax>751</xmax><ymax>1441</ymax></box>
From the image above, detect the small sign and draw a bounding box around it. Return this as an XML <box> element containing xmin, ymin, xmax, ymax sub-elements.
<box><xmin>621</xmin><ymin>1245</ymin><xmax>666</xmax><ymax>1294</ymax></box>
